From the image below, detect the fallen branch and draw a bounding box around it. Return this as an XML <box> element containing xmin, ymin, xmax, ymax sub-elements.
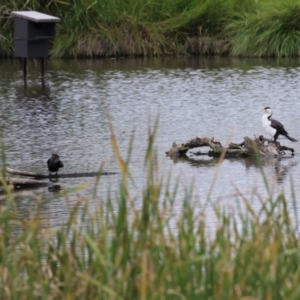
<box><xmin>5</xmin><ymin>168</ymin><xmax>117</xmax><ymax>179</ymax></box>
<box><xmin>5</xmin><ymin>177</ymin><xmax>64</xmax><ymax>189</ymax></box>
<box><xmin>166</xmin><ymin>135</ymin><xmax>295</xmax><ymax>159</ymax></box>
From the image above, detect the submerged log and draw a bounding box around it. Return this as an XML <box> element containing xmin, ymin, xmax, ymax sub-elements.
<box><xmin>0</xmin><ymin>168</ymin><xmax>117</xmax><ymax>191</ymax></box>
<box><xmin>166</xmin><ymin>135</ymin><xmax>295</xmax><ymax>159</ymax></box>
<box><xmin>5</xmin><ymin>177</ymin><xmax>64</xmax><ymax>189</ymax></box>
<box><xmin>5</xmin><ymin>168</ymin><xmax>117</xmax><ymax>179</ymax></box>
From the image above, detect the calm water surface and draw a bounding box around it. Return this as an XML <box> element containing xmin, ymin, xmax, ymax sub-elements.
<box><xmin>1</xmin><ymin>57</ymin><xmax>300</xmax><ymax>226</ymax></box>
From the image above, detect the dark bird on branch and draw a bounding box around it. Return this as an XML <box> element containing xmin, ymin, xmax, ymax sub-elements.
<box><xmin>47</xmin><ymin>154</ymin><xmax>64</xmax><ymax>175</ymax></box>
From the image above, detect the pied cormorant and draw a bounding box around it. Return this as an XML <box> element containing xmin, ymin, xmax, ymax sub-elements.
<box><xmin>262</xmin><ymin>107</ymin><xmax>298</xmax><ymax>142</ymax></box>
<box><xmin>47</xmin><ymin>154</ymin><xmax>64</xmax><ymax>174</ymax></box>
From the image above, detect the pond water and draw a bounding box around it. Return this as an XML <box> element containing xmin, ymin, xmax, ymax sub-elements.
<box><xmin>1</xmin><ymin>56</ymin><xmax>300</xmax><ymax>226</ymax></box>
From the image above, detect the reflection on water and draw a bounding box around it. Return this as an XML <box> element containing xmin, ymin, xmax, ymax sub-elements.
<box><xmin>172</xmin><ymin>153</ymin><xmax>297</xmax><ymax>186</ymax></box>
<box><xmin>1</xmin><ymin>56</ymin><xmax>300</xmax><ymax>227</ymax></box>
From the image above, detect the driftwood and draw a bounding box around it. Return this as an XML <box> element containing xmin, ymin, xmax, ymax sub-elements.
<box><xmin>0</xmin><ymin>168</ymin><xmax>117</xmax><ymax>191</ymax></box>
<box><xmin>166</xmin><ymin>135</ymin><xmax>295</xmax><ymax>159</ymax></box>
<box><xmin>6</xmin><ymin>177</ymin><xmax>64</xmax><ymax>190</ymax></box>
<box><xmin>6</xmin><ymin>167</ymin><xmax>117</xmax><ymax>179</ymax></box>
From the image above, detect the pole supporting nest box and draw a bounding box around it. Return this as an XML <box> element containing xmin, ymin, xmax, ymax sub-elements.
<box><xmin>11</xmin><ymin>11</ymin><xmax>60</xmax><ymax>78</ymax></box>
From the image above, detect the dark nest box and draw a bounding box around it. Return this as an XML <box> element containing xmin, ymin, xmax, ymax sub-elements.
<box><xmin>11</xmin><ymin>11</ymin><xmax>60</xmax><ymax>77</ymax></box>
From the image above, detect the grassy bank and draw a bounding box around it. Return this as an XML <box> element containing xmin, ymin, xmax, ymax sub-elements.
<box><xmin>1</xmin><ymin>125</ymin><xmax>300</xmax><ymax>299</ymax></box>
<box><xmin>1</xmin><ymin>0</ymin><xmax>300</xmax><ymax>58</ymax></box>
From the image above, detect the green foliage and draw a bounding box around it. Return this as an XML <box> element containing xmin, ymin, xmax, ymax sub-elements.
<box><xmin>225</xmin><ymin>0</ymin><xmax>300</xmax><ymax>57</ymax></box>
<box><xmin>1</xmin><ymin>124</ymin><xmax>300</xmax><ymax>299</ymax></box>
<box><xmin>1</xmin><ymin>0</ymin><xmax>300</xmax><ymax>57</ymax></box>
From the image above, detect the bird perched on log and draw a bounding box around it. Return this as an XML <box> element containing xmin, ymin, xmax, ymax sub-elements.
<box><xmin>262</xmin><ymin>107</ymin><xmax>298</xmax><ymax>142</ymax></box>
<box><xmin>47</xmin><ymin>154</ymin><xmax>64</xmax><ymax>175</ymax></box>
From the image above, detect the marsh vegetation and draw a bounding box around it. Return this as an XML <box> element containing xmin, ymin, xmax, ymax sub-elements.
<box><xmin>1</xmin><ymin>126</ymin><xmax>300</xmax><ymax>299</ymax></box>
<box><xmin>1</xmin><ymin>0</ymin><xmax>300</xmax><ymax>57</ymax></box>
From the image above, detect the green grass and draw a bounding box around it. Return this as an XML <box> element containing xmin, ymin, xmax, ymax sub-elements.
<box><xmin>1</xmin><ymin>0</ymin><xmax>300</xmax><ymax>57</ymax></box>
<box><xmin>1</xmin><ymin>123</ymin><xmax>300</xmax><ymax>299</ymax></box>
<box><xmin>225</xmin><ymin>0</ymin><xmax>300</xmax><ymax>57</ymax></box>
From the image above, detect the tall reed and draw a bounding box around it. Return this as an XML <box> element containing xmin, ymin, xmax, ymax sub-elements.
<box><xmin>2</xmin><ymin>0</ymin><xmax>300</xmax><ymax>57</ymax></box>
<box><xmin>225</xmin><ymin>0</ymin><xmax>300</xmax><ymax>57</ymax></box>
<box><xmin>0</xmin><ymin>123</ymin><xmax>300</xmax><ymax>299</ymax></box>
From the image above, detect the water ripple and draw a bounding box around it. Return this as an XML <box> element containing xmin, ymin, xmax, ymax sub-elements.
<box><xmin>1</xmin><ymin>57</ymin><xmax>300</xmax><ymax>224</ymax></box>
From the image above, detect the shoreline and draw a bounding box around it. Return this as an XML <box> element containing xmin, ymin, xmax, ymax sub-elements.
<box><xmin>1</xmin><ymin>1</ymin><xmax>300</xmax><ymax>58</ymax></box>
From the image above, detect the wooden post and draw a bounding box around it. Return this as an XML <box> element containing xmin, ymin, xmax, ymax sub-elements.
<box><xmin>41</xmin><ymin>58</ymin><xmax>45</xmax><ymax>78</ymax></box>
<box><xmin>23</xmin><ymin>58</ymin><xmax>27</xmax><ymax>77</ymax></box>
